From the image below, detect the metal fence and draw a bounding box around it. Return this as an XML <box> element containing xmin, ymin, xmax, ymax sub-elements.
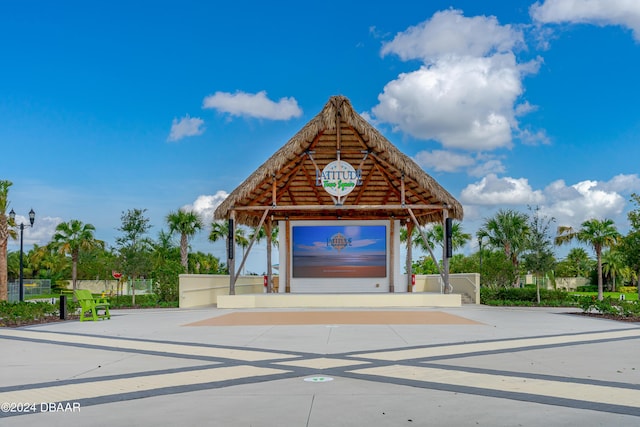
<box><xmin>8</xmin><ymin>279</ymin><xmax>52</xmax><ymax>302</ymax></box>
<box><xmin>122</xmin><ymin>279</ymin><xmax>154</xmax><ymax>295</ymax></box>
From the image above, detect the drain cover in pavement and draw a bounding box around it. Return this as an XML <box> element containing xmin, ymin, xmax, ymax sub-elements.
<box><xmin>304</xmin><ymin>376</ymin><xmax>334</xmax><ymax>382</ymax></box>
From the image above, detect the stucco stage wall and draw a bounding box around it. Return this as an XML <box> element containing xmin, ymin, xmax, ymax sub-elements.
<box><xmin>179</xmin><ymin>273</ymin><xmax>478</xmax><ymax>308</ymax></box>
<box><xmin>412</xmin><ymin>273</ymin><xmax>480</xmax><ymax>304</ymax></box>
<box><xmin>179</xmin><ymin>275</ymin><xmax>265</xmax><ymax>308</ymax></box>
<box><xmin>217</xmin><ymin>293</ymin><xmax>461</xmax><ymax>309</ymax></box>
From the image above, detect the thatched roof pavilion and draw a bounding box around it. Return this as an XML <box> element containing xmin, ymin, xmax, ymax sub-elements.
<box><xmin>214</xmin><ymin>95</ymin><xmax>463</xmax><ymax>226</ymax></box>
<box><xmin>214</xmin><ymin>95</ymin><xmax>463</xmax><ymax>295</ymax></box>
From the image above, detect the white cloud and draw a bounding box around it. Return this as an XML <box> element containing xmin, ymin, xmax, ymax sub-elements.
<box><xmin>414</xmin><ymin>150</ymin><xmax>475</xmax><ymax>173</ymax></box>
<box><xmin>596</xmin><ymin>173</ymin><xmax>640</xmax><ymax>193</ymax></box>
<box><xmin>468</xmin><ymin>159</ymin><xmax>506</xmax><ymax>177</ymax></box>
<box><xmin>460</xmin><ymin>174</ymin><xmax>545</xmax><ymax>205</ymax></box>
<box><xmin>531</xmin><ymin>0</ymin><xmax>640</xmax><ymax>41</ymax></box>
<box><xmin>167</xmin><ymin>115</ymin><xmax>205</xmax><ymax>142</ymax></box>
<box><xmin>202</xmin><ymin>90</ymin><xmax>302</xmax><ymax>120</ymax></box>
<box><xmin>541</xmin><ymin>178</ymin><xmax>627</xmax><ymax>225</ymax></box>
<box><xmin>7</xmin><ymin>215</ymin><xmax>62</xmax><ymax>248</ymax></box>
<box><xmin>413</xmin><ymin>150</ymin><xmax>506</xmax><ymax>176</ymax></box>
<box><xmin>461</xmin><ymin>174</ymin><xmax>640</xmax><ymax>229</ymax></box>
<box><xmin>373</xmin><ymin>10</ymin><xmax>540</xmax><ymax>151</ymax></box>
<box><xmin>516</xmin><ymin>128</ymin><xmax>551</xmax><ymax>145</ymax></box>
<box><xmin>381</xmin><ymin>9</ymin><xmax>523</xmax><ymax>61</ymax></box>
<box><xmin>182</xmin><ymin>191</ymin><xmax>229</xmax><ymax>223</ymax></box>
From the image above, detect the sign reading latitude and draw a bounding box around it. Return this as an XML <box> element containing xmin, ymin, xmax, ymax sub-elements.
<box><xmin>317</xmin><ymin>160</ymin><xmax>361</xmax><ymax>198</ymax></box>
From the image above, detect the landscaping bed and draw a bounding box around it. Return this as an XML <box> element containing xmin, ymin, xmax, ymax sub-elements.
<box><xmin>0</xmin><ymin>295</ymin><xmax>177</xmax><ymax>327</ymax></box>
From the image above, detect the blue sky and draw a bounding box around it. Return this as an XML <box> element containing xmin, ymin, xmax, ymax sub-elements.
<box><xmin>3</xmin><ymin>0</ymin><xmax>640</xmax><ymax>273</ymax></box>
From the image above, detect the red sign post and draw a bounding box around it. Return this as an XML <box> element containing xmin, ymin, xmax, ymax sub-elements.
<box><xmin>112</xmin><ymin>271</ymin><xmax>123</xmax><ymax>300</ymax></box>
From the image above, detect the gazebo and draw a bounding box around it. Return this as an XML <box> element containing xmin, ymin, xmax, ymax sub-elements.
<box><xmin>214</xmin><ymin>95</ymin><xmax>463</xmax><ymax>297</ymax></box>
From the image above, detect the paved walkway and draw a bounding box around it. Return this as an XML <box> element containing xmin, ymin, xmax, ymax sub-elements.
<box><xmin>0</xmin><ymin>305</ymin><xmax>639</xmax><ymax>426</ymax></box>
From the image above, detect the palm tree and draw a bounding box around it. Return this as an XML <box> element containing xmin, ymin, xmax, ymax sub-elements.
<box><xmin>601</xmin><ymin>249</ymin><xmax>630</xmax><ymax>293</ymax></box>
<box><xmin>555</xmin><ymin>218</ymin><xmax>621</xmax><ymax>300</ymax></box>
<box><xmin>0</xmin><ymin>180</ymin><xmax>16</xmax><ymax>301</ymax></box>
<box><xmin>209</xmin><ymin>221</ymin><xmax>248</xmax><ymax>275</ymax></box>
<box><xmin>249</xmin><ymin>225</ymin><xmax>279</xmax><ymax>248</ymax></box>
<box><xmin>477</xmin><ymin>209</ymin><xmax>530</xmax><ymax>287</ymax></box>
<box><xmin>424</xmin><ymin>221</ymin><xmax>471</xmax><ymax>253</ymax></box>
<box><xmin>563</xmin><ymin>247</ymin><xmax>593</xmax><ymax>277</ymax></box>
<box><xmin>401</xmin><ymin>221</ymin><xmax>471</xmax><ymax>260</ymax></box>
<box><xmin>51</xmin><ymin>220</ymin><xmax>104</xmax><ymax>292</ymax></box>
<box><xmin>166</xmin><ymin>209</ymin><xmax>203</xmax><ymax>272</ymax></box>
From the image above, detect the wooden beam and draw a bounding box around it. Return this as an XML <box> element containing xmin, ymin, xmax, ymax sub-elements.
<box><xmin>272</xmin><ymin>177</ymin><xmax>277</xmax><ymax>207</ymax></box>
<box><xmin>406</xmin><ymin>207</ymin><xmax>446</xmax><ymax>291</ymax></box>
<box><xmin>347</xmin><ymin>125</ymin><xmax>372</xmax><ymax>150</ymax></box>
<box><xmin>285</xmin><ymin>218</ymin><xmax>291</xmax><ymax>293</ymax></box>
<box><xmin>369</xmin><ymin>152</ymin><xmax>432</xmax><ymax>205</ymax></box>
<box><xmin>336</xmin><ymin>109</ymin><xmax>341</xmax><ymax>152</ymax></box>
<box><xmin>234</xmin><ymin>209</ymin><xmax>269</xmax><ymax>279</ymax></box>
<box><xmin>301</xmin><ymin>163</ymin><xmax>327</xmax><ymax>203</ymax></box>
<box><xmin>229</xmin><ymin>211</ymin><xmax>236</xmax><ymax>295</ymax></box>
<box><xmin>371</xmin><ymin>163</ymin><xmax>401</xmax><ymax>202</ymax></box>
<box><xmin>389</xmin><ymin>219</ymin><xmax>395</xmax><ymax>293</ymax></box>
<box><xmin>265</xmin><ymin>219</ymin><xmax>273</xmax><ymax>293</ymax></box>
<box><xmin>406</xmin><ymin>221</ymin><xmax>414</xmax><ymax>293</ymax></box>
<box><xmin>442</xmin><ymin>208</ymin><xmax>451</xmax><ymax>294</ymax></box>
<box><xmin>353</xmin><ymin>162</ymin><xmax>377</xmax><ymax>205</ymax></box>
<box><xmin>232</xmin><ymin>203</ymin><xmax>447</xmax><ymax>212</ymax></box>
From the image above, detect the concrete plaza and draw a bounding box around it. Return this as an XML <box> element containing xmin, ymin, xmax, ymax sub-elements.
<box><xmin>1</xmin><ymin>305</ymin><xmax>639</xmax><ymax>426</ymax></box>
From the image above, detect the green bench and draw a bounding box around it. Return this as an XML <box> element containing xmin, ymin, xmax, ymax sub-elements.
<box><xmin>74</xmin><ymin>289</ymin><xmax>111</xmax><ymax>322</ymax></box>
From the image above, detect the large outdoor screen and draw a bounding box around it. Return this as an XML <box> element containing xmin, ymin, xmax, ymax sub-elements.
<box><xmin>292</xmin><ymin>225</ymin><xmax>387</xmax><ymax>278</ymax></box>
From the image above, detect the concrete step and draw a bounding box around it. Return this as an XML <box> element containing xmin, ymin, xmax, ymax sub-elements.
<box><xmin>460</xmin><ymin>293</ymin><xmax>475</xmax><ymax>304</ymax></box>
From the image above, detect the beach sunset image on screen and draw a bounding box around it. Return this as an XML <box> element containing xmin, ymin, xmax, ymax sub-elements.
<box><xmin>292</xmin><ymin>225</ymin><xmax>387</xmax><ymax>278</ymax></box>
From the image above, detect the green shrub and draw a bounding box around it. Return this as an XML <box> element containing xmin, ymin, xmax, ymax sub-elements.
<box><xmin>577</xmin><ymin>295</ymin><xmax>598</xmax><ymax>313</ymax></box>
<box><xmin>618</xmin><ymin>300</ymin><xmax>640</xmax><ymax>317</ymax></box>
<box><xmin>0</xmin><ymin>301</ymin><xmax>59</xmax><ymax>327</ymax></box>
<box><xmin>480</xmin><ymin>286</ymin><xmax>575</xmax><ymax>306</ymax></box>
<box><xmin>107</xmin><ymin>294</ymin><xmax>178</xmax><ymax>308</ymax></box>
<box><xmin>618</xmin><ymin>286</ymin><xmax>638</xmax><ymax>294</ymax></box>
<box><xmin>577</xmin><ymin>295</ymin><xmax>640</xmax><ymax>317</ymax></box>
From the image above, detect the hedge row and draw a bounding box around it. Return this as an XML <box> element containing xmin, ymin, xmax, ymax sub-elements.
<box><xmin>480</xmin><ymin>287</ymin><xmax>576</xmax><ymax>306</ymax></box>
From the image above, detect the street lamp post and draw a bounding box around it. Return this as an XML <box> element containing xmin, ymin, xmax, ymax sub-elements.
<box><xmin>478</xmin><ymin>236</ymin><xmax>484</xmax><ymax>287</ymax></box>
<box><xmin>9</xmin><ymin>208</ymin><xmax>35</xmax><ymax>302</ymax></box>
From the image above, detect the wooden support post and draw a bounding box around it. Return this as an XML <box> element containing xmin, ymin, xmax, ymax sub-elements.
<box><xmin>406</xmin><ymin>221</ymin><xmax>414</xmax><ymax>293</ymax></box>
<box><xmin>401</xmin><ymin>173</ymin><xmax>405</xmax><ymax>206</ymax></box>
<box><xmin>234</xmin><ymin>209</ymin><xmax>269</xmax><ymax>280</ymax></box>
<box><xmin>272</xmin><ymin>176</ymin><xmax>277</xmax><ymax>207</ymax></box>
<box><xmin>265</xmin><ymin>219</ymin><xmax>273</xmax><ymax>293</ymax></box>
<box><xmin>389</xmin><ymin>219</ymin><xmax>395</xmax><ymax>293</ymax></box>
<box><xmin>285</xmin><ymin>218</ymin><xmax>291</xmax><ymax>293</ymax></box>
<box><xmin>443</xmin><ymin>208</ymin><xmax>451</xmax><ymax>294</ymax></box>
<box><xmin>229</xmin><ymin>211</ymin><xmax>236</xmax><ymax>296</ymax></box>
<box><xmin>406</xmin><ymin>208</ymin><xmax>446</xmax><ymax>291</ymax></box>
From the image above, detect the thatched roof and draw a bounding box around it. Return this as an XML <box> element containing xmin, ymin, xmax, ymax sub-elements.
<box><xmin>214</xmin><ymin>95</ymin><xmax>463</xmax><ymax>227</ymax></box>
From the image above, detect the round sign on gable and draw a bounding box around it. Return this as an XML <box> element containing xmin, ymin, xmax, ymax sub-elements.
<box><xmin>320</xmin><ymin>160</ymin><xmax>359</xmax><ymax>198</ymax></box>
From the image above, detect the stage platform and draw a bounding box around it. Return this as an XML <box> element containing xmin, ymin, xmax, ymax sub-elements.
<box><xmin>216</xmin><ymin>292</ymin><xmax>461</xmax><ymax>309</ymax></box>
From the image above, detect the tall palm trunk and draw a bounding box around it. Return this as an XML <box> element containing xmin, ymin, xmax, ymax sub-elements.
<box><xmin>596</xmin><ymin>248</ymin><xmax>603</xmax><ymax>301</ymax></box>
<box><xmin>72</xmin><ymin>251</ymin><xmax>79</xmax><ymax>292</ymax></box>
<box><xmin>0</xmin><ymin>233</ymin><xmax>7</xmax><ymax>301</ymax></box>
<box><xmin>180</xmin><ymin>233</ymin><xmax>188</xmax><ymax>272</ymax></box>
<box><xmin>0</xmin><ymin>191</ymin><xmax>9</xmax><ymax>301</ymax></box>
